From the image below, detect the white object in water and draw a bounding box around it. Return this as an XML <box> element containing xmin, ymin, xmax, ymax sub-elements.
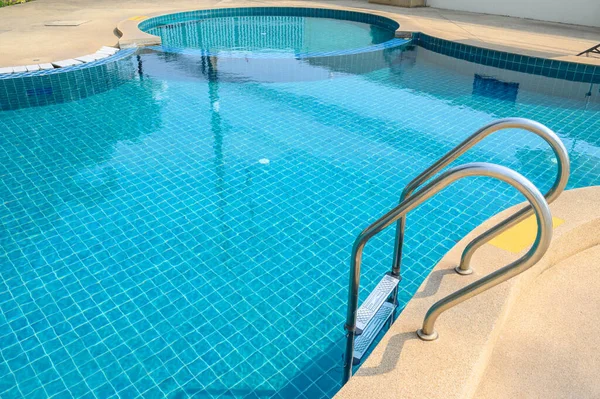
<box><xmin>75</xmin><ymin>55</ymin><xmax>97</xmax><ymax>63</ymax></box>
<box><xmin>258</xmin><ymin>158</ymin><xmax>270</xmax><ymax>165</ymax></box>
<box><xmin>212</xmin><ymin>101</ymin><xmax>220</xmax><ymax>112</ymax></box>
<box><xmin>52</xmin><ymin>59</ymin><xmax>82</xmax><ymax>68</ymax></box>
<box><xmin>93</xmin><ymin>52</ymin><xmax>110</xmax><ymax>60</ymax></box>
<box><xmin>98</xmin><ymin>46</ymin><xmax>119</xmax><ymax>55</ymax></box>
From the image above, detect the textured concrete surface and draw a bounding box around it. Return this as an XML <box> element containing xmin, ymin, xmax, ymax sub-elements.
<box><xmin>335</xmin><ymin>186</ymin><xmax>600</xmax><ymax>399</ymax></box>
<box><xmin>475</xmin><ymin>244</ymin><xmax>600</xmax><ymax>399</ymax></box>
<box><xmin>1</xmin><ymin>0</ymin><xmax>600</xmax><ymax>67</ymax></box>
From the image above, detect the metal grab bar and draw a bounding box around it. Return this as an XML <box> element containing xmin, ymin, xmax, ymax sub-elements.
<box><xmin>343</xmin><ymin>162</ymin><xmax>552</xmax><ymax>384</ymax></box>
<box><xmin>390</xmin><ymin>118</ymin><xmax>569</xmax><ymax>278</ymax></box>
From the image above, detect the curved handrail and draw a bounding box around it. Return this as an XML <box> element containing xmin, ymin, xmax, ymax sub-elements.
<box><xmin>390</xmin><ymin>118</ymin><xmax>569</xmax><ymax>278</ymax></box>
<box><xmin>342</xmin><ymin>162</ymin><xmax>552</xmax><ymax>384</ymax></box>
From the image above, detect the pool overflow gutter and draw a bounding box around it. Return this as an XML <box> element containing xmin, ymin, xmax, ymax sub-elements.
<box><xmin>342</xmin><ymin>118</ymin><xmax>570</xmax><ymax>384</ymax></box>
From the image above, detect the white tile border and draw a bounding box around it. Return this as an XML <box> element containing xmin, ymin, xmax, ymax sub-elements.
<box><xmin>74</xmin><ymin>55</ymin><xmax>97</xmax><ymax>63</ymax></box>
<box><xmin>91</xmin><ymin>53</ymin><xmax>110</xmax><ymax>60</ymax></box>
<box><xmin>0</xmin><ymin>47</ymin><xmax>120</xmax><ymax>74</ymax></box>
<box><xmin>99</xmin><ymin>46</ymin><xmax>119</xmax><ymax>55</ymax></box>
<box><xmin>51</xmin><ymin>59</ymin><xmax>83</xmax><ymax>68</ymax></box>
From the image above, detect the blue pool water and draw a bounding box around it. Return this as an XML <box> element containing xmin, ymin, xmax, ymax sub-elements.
<box><xmin>1</xmin><ymin>11</ymin><xmax>600</xmax><ymax>399</ymax></box>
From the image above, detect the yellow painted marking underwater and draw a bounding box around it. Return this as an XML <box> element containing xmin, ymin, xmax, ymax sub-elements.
<box><xmin>128</xmin><ymin>16</ymin><xmax>148</xmax><ymax>21</ymax></box>
<box><xmin>489</xmin><ymin>215</ymin><xmax>564</xmax><ymax>253</ymax></box>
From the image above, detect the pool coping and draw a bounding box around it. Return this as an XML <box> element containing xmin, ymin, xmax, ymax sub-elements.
<box><xmin>0</xmin><ymin>49</ymin><xmax>138</xmax><ymax>110</ymax></box>
<box><xmin>116</xmin><ymin>3</ymin><xmax>600</xmax><ymax>68</ymax></box>
<box><xmin>0</xmin><ymin>48</ymin><xmax>134</xmax><ymax>80</ymax></box>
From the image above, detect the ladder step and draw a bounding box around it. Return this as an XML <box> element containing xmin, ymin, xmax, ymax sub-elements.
<box><xmin>353</xmin><ymin>301</ymin><xmax>395</xmax><ymax>365</ymax></box>
<box><xmin>356</xmin><ymin>273</ymin><xmax>400</xmax><ymax>335</ymax></box>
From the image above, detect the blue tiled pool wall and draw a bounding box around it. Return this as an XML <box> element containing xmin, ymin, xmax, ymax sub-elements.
<box><xmin>148</xmin><ymin>38</ymin><xmax>410</xmax><ymax>60</ymax></box>
<box><xmin>0</xmin><ymin>50</ymin><xmax>137</xmax><ymax>111</ymax></box>
<box><xmin>138</xmin><ymin>7</ymin><xmax>400</xmax><ymax>33</ymax></box>
<box><xmin>413</xmin><ymin>32</ymin><xmax>600</xmax><ymax>84</ymax></box>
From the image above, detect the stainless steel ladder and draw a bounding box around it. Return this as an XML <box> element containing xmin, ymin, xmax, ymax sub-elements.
<box><xmin>342</xmin><ymin>118</ymin><xmax>570</xmax><ymax>384</ymax></box>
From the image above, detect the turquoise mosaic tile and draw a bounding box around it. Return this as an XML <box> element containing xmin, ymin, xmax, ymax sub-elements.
<box><xmin>147</xmin><ymin>38</ymin><xmax>410</xmax><ymax>60</ymax></box>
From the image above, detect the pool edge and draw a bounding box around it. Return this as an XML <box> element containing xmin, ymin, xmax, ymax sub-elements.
<box><xmin>116</xmin><ymin>3</ymin><xmax>600</xmax><ymax>69</ymax></box>
<box><xmin>335</xmin><ymin>185</ymin><xmax>600</xmax><ymax>399</ymax></box>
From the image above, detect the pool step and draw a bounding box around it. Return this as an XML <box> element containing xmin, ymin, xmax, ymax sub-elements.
<box><xmin>353</xmin><ymin>301</ymin><xmax>396</xmax><ymax>365</ymax></box>
<box><xmin>356</xmin><ymin>273</ymin><xmax>400</xmax><ymax>335</ymax></box>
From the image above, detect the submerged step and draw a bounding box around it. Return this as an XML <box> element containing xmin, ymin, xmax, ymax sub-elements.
<box><xmin>356</xmin><ymin>273</ymin><xmax>400</xmax><ymax>335</ymax></box>
<box><xmin>353</xmin><ymin>301</ymin><xmax>395</xmax><ymax>365</ymax></box>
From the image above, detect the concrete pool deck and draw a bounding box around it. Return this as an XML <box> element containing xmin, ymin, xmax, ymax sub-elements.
<box><xmin>1</xmin><ymin>0</ymin><xmax>600</xmax><ymax>68</ymax></box>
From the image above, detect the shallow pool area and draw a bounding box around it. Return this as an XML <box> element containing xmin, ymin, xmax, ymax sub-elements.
<box><xmin>139</xmin><ymin>8</ymin><xmax>400</xmax><ymax>57</ymax></box>
<box><xmin>1</xmin><ymin>8</ymin><xmax>600</xmax><ymax>399</ymax></box>
<box><xmin>146</xmin><ymin>15</ymin><xmax>394</xmax><ymax>54</ymax></box>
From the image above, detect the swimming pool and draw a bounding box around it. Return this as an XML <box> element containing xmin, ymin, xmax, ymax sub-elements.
<box><xmin>1</xmin><ymin>7</ymin><xmax>599</xmax><ymax>399</ymax></box>
<box><xmin>139</xmin><ymin>7</ymin><xmax>400</xmax><ymax>56</ymax></box>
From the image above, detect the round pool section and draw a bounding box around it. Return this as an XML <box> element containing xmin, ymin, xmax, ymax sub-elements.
<box><xmin>139</xmin><ymin>8</ymin><xmax>400</xmax><ymax>56</ymax></box>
